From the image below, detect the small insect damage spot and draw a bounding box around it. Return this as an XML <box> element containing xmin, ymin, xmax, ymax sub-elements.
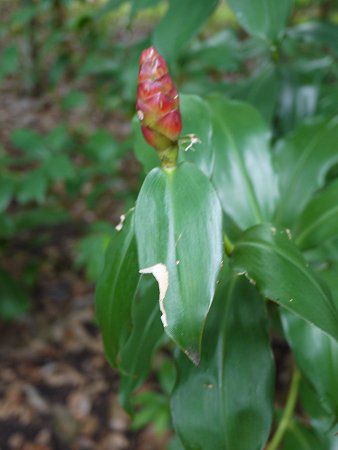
<box><xmin>139</xmin><ymin>263</ymin><xmax>169</xmax><ymax>327</ymax></box>
<box><xmin>115</xmin><ymin>214</ymin><xmax>126</xmax><ymax>231</ymax></box>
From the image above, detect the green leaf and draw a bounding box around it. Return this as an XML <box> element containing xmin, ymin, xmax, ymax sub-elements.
<box><xmin>229</xmin><ymin>66</ymin><xmax>279</xmax><ymax>124</ymax></box>
<box><xmin>300</xmin><ymin>380</ymin><xmax>338</xmax><ymax>438</ymax></box>
<box><xmin>84</xmin><ymin>129</ymin><xmax>120</xmax><ymax>163</ymax></box>
<box><xmin>135</xmin><ymin>163</ymin><xmax>223</xmax><ymax>363</ymax></box>
<box><xmin>0</xmin><ymin>45</ymin><xmax>19</xmax><ymax>79</ymax></box>
<box><xmin>274</xmin><ymin>119</ymin><xmax>338</xmax><ymax>227</ymax></box>
<box><xmin>294</xmin><ymin>180</ymin><xmax>338</xmax><ymax>250</ymax></box>
<box><xmin>0</xmin><ymin>268</ymin><xmax>30</xmax><ymax>321</ymax></box>
<box><xmin>179</xmin><ymin>95</ymin><xmax>214</xmax><ymax>178</ymax></box>
<box><xmin>46</xmin><ymin>125</ymin><xmax>72</xmax><ymax>153</ymax></box>
<box><xmin>95</xmin><ymin>211</ymin><xmax>139</xmax><ymax>367</ymax></box>
<box><xmin>287</xmin><ymin>21</ymin><xmax>338</xmax><ymax>56</ymax></box>
<box><xmin>129</xmin><ymin>0</ymin><xmax>161</xmax><ymax>21</ymax></box>
<box><xmin>16</xmin><ymin>169</ymin><xmax>48</xmax><ymax>204</ymax></box>
<box><xmin>42</xmin><ymin>154</ymin><xmax>75</xmax><ymax>181</ymax></box>
<box><xmin>11</xmin><ymin>128</ymin><xmax>46</xmax><ymax>159</ymax></box>
<box><xmin>0</xmin><ymin>176</ymin><xmax>15</xmax><ymax>212</ymax></box>
<box><xmin>119</xmin><ymin>277</ymin><xmax>163</xmax><ymax>409</ymax></box>
<box><xmin>208</xmin><ymin>97</ymin><xmax>278</xmax><ymax>229</ymax></box>
<box><xmin>282</xmin><ymin>416</ymin><xmax>329</xmax><ymax>450</ymax></box>
<box><xmin>61</xmin><ymin>90</ymin><xmax>88</xmax><ymax>110</ymax></box>
<box><xmin>281</xmin><ymin>310</ymin><xmax>338</xmax><ymax>425</ymax></box>
<box><xmin>230</xmin><ymin>223</ymin><xmax>338</xmax><ymax>341</ymax></box>
<box><xmin>153</xmin><ymin>0</ymin><xmax>219</xmax><ymax>61</ymax></box>
<box><xmin>76</xmin><ymin>232</ymin><xmax>112</xmax><ymax>282</ymax></box>
<box><xmin>171</xmin><ymin>276</ymin><xmax>274</xmax><ymax>450</ymax></box>
<box><xmin>227</xmin><ymin>0</ymin><xmax>293</xmax><ymax>41</ymax></box>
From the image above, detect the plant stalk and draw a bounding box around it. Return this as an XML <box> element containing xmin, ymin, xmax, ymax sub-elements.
<box><xmin>267</xmin><ymin>366</ymin><xmax>301</xmax><ymax>450</ymax></box>
<box><xmin>223</xmin><ymin>234</ymin><xmax>234</xmax><ymax>256</ymax></box>
<box><xmin>159</xmin><ymin>145</ymin><xmax>178</xmax><ymax>170</ymax></box>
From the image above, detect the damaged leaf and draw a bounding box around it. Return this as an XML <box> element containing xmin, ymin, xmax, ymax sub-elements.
<box><xmin>135</xmin><ymin>162</ymin><xmax>223</xmax><ymax>363</ymax></box>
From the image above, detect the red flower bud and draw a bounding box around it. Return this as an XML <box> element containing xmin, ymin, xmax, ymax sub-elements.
<box><xmin>136</xmin><ymin>47</ymin><xmax>182</xmax><ymax>152</ymax></box>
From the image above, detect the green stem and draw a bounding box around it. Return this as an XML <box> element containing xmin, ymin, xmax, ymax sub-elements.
<box><xmin>267</xmin><ymin>366</ymin><xmax>301</xmax><ymax>450</ymax></box>
<box><xmin>159</xmin><ymin>144</ymin><xmax>178</xmax><ymax>170</ymax></box>
<box><xmin>223</xmin><ymin>233</ymin><xmax>234</xmax><ymax>257</ymax></box>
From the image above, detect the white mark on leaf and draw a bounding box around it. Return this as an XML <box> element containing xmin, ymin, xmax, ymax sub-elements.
<box><xmin>286</xmin><ymin>228</ymin><xmax>292</xmax><ymax>240</ymax></box>
<box><xmin>115</xmin><ymin>214</ymin><xmax>126</xmax><ymax>231</ymax></box>
<box><xmin>139</xmin><ymin>263</ymin><xmax>169</xmax><ymax>327</ymax></box>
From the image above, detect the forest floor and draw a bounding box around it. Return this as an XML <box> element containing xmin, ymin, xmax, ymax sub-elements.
<box><xmin>0</xmin><ymin>80</ymin><xmax>169</xmax><ymax>450</ymax></box>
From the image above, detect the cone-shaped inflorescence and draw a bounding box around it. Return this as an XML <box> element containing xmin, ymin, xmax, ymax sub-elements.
<box><xmin>136</xmin><ymin>47</ymin><xmax>182</xmax><ymax>168</ymax></box>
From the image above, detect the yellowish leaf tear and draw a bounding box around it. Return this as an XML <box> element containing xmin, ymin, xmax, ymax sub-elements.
<box><xmin>139</xmin><ymin>263</ymin><xmax>169</xmax><ymax>327</ymax></box>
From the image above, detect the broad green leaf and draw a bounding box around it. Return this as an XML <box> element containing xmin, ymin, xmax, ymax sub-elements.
<box><xmin>153</xmin><ymin>0</ymin><xmax>219</xmax><ymax>61</ymax></box>
<box><xmin>300</xmin><ymin>380</ymin><xmax>336</xmax><ymax>435</ymax></box>
<box><xmin>274</xmin><ymin>119</ymin><xmax>338</xmax><ymax>227</ymax></box>
<box><xmin>227</xmin><ymin>0</ymin><xmax>293</xmax><ymax>41</ymax></box>
<box><xmin>135</xmin><ymin>162</ymin><xmax>223</xmax><ymax>363</ymax></box>
<box><xmin>282</xmin><ymin>416</ymin><xmax>330</xmax><ymax>450</ymax></box>
<box><xmin>318</xmin><ymin>265</ymin><xmax>338</xmax><ymax>306</ymax></box>
<box><xmin>171</xmin><ymin>276</ymin><xmax>274</xmax><ymax>450</ymax></box>
<box><xmin>95</xmin><ymin>211</ymin><xmax>139</xmax><ymax>367</ymax></box>
<box><xmin>0</xmin><ymin>268</ymin><xmax>30</xmax><ymax>321</ymax></box>
<box><xmin>281</xmin><ymin>310</ymin><xmax>338</xmax><ymax>427</ymax></box>
<box><xmin>168</xmin><ymin>436</ymin><xmax>185</xmax><ymax>450</ymax></box>
<box><xmin>119</xmin><ymin>277</ymin><xmax>163</xmax><ymax>409</ymax></box>
<box><xmin>208</xmin><ymin>97</ymin><xmax>278</xmax><ymax>229</ymax></box>
<box><xmin>231</xmin><ymin>223</ymin><xmax>338</xmax><ymax>341</ymax></box>
<box><xmin>295</xmin><ymin>180</ymin><xmax>338</xmax><ymax>250</ymax></box>
<box><xmin>129</xmin><ymin>0</ymin><xmax>161</xmax><ymax>21</ymax></box>
<box><xmin>180</xmin><ymin>95</ymin><xmax>214</xmax><ymax>178</ymax></box>
<box><xmin>229</xmin><ymin>66</ymin><xmax>279</xmax><ymax>123</ymax></box>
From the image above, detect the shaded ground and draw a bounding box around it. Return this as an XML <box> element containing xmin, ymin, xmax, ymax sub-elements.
<box><xmin>0</xmin><ymin>81</ymin><xmax>169</xmax><ymax>449</ymax></box>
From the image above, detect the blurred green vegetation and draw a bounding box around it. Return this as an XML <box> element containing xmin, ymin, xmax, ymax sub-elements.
<box><xmin>1</xmin><ymin>0</ymin><xmax>337</xmax><ymax>317</ymax></box>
